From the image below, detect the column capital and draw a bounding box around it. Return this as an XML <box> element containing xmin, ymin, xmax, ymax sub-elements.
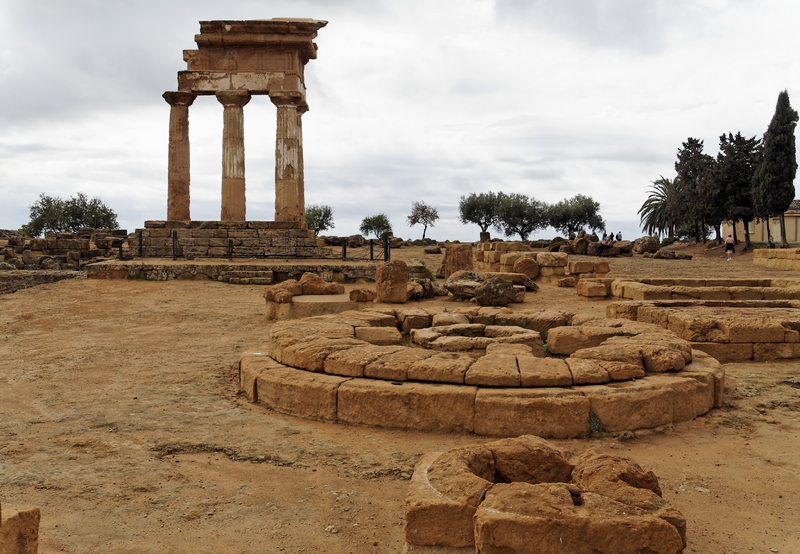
<box><xmin>216</xmin><ymin>90</ymin><xmax>251</xmax><ymax>108</ymax></box>
<box><xmin>269</xmin><ymin>91</ymin><xmax>309</xmax><ymax>113</ymax></box>
<box><xmin>162</xmin><ymin>91</ymin><xmax>196</xmax><ymax>107</ymax></box>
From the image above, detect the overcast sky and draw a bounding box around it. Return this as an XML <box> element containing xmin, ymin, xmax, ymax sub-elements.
<box><xmin>1</xmin><ymin>0</ymin><xmax>798</xmax><ymax>241</ymax></box>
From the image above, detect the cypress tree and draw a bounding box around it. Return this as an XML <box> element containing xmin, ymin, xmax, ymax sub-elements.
<box><xmin>754</xmin><ymin>90</ymin><xmax>798</xmax><ymax>247</ymax></box>
<box><xmin>716</xmin><ymin>132</ymin><xmax>762</xmax><ymax>250</ymax></box>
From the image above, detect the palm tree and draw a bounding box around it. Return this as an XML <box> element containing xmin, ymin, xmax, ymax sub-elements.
<box><xmin>638</xmin><ymin>176</ymin><xmax>677</xmax><ymax>238</ymax></box>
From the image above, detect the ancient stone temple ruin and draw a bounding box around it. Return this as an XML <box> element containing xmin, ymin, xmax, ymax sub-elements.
<box><xmin>135</xmin><ymin>19</ymin><xmax>328</xmax><ymax>259</ymax></box>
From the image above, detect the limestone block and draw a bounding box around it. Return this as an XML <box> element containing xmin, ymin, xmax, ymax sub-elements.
<box><xmin>432</xmin><ymin>313</ymin><xmax>470</xmax><ymax>327</ymax></box>
<box><xmin>474</xmin><ymin>277</ymin><xmax>516</xmax><ymax>306</ymax></box>
<box><xmin>364</xmin><ymin>348</ymin><xmax>437</xmax><ymax>381</ymax></box>
<box><xmin>581</xmin><ymin>377</ymin><xmax>678</xmax><ymax>431</ymax></box>
<box><xmin>494</xmin><ymin>310</ymin><xmax>573</xmax><ymax>339</ymax></box>
<box><xmin>517</xmin><ymin>355</ymin><xmax>573</xmax><ymax>386</ymax></box>
<box><xmin>568</xmin><ymin>260</ymin><xmax>595</xmax><ymax>274</ymax></box>
<box><xmin>690</xmin><ymin>341</ymin><xmax>752</xmax><ymax>363</ymax></box>
<box><xmin>267</xmin><ymin>320</ymin><xmax>355</xmax><ymax>361</ymax></box>
<box><xmin>546</xmin><ymin>326</ymin><xmax>624</xmax><ymax>355</ymax></box>
<box><xmin>398</xmin><ymin>309</ymin><xmax>432</xmax><ymax>333</ymax></box>
<box><xmin>407</xmin><ymin>352</ymin><xmax>475</xmax><ymax>383</ymax></box>
<box><xmin>494</xmin><ymin>242</ymin><xmax>530</xmax><ymax>252</ymax></box>
<box><xmin>512</xmin><ymin>257</ymin><xmax>539</xmax><ymax>279</ymax></box>
<box><xmin>350</xmin><ymin>288</ymin><xmax>377</xmax><ymax>302</ymax></box>
<box><xmin>666</xmin><ymin>373</ymin><xmax>715</xmax><ymax>423</ymax></box>
<box><xmin>429</xmin><ymin>336</ymin><xmax>495</xmax><ymax>351</ymax></box>
<box><xmin>684</xmin><ymin>350</ymin><xmax>726</xmax><ymax>408</ymax></box>
<box><xmin>473</xmin><ymin>388</ymin><xmax>591</xmax><ymax>439</ymax></box>
<box><xmin>593</xmin><ymin>260</ymin><xmax>610</xmax><ymax>273</ymax></box>
<box><xmin>444</xmin><ymin>244</ymin><xmax>474</xmax><ymax>277</ymax></box>
<box><xmin>498</xmin><ymin>253</ymin><xmax>523</xmax><ymax>266</ymax></box>
<box><xmin>354</xmin><ymin>326</ymin><xmax>403</xmax><ymax>345</ymax></box>
<box><xmin>719</xmin><ymin>318</ymin><xmax>786</xmax><ymax>343</ymax></box>
<box><xmin>337</xmin><ymin>380</ymin><xmax>477</xmax><ymax>433</ymax></box>
<box><xmin>404</xmin><ymin>452</ymin><xmax>486</xmax><ymax>548</ymax></box>
<box><xmin>474</xmin><ymin>483</ymin><xmax>683</xmax><ymax>554</ymax></box>
<box><xmin>753</xmin><ymin>342</ymin><xmax>800</xmax><ymax>361</ymax></box>
<box><xmin>565</xmin><ymin>358</ymin><xmax>610</xmax><ymax>384</ymax></box>
<box><xmin>0</xmin><ymin>504</ymin><xmax>40</xmax><ymax>554</ymax></box>
<box><xmin>255</xmin><ymin>366</ymin><xmax>351</xmax><ymax>422</ymax></box>
<box><xmin>478</xmin><ymin>272</ymin><xmax>536</xmax><ymax>290</ymax></box>
<box><xmin>539</xmin><ymin>266</ymin><xmax>565</xmax><ymax>277</ymax></box>
<box><xmin>324</xmin><ymin>345</ymin><xmax>405</xmax><ymax>377</ymax></box>
<box><xmin>513</xmin><ymin>285</ymin><xmax>526</xmax><ymax>303</ymax></box>
<box><xmin>375</xmin><ymin>260</ymin><xmax>408</xmax><ymax>303</ymax></box>
<box><xmin>278</xmin><ymin>337</ymin><xmax>365</xmax><ymax>372</ymax></box>
<box><xmin>484</xmin><ymin>251</ymin><xmax>501</xmax><ymax>263</ymax></box>
<box><xmin>465</xmin><ymin>353</ymin><xmax>520</xmax><ymax>386</ymax></box>
<box><xmin>576</xmin><ymin>280</ymin><xmax>608</xmax><ymax>297</ymax></box>
<box><xmin>487</xmin><ymin>436</ymin><xmax>574</xmax><ymax>484</ymax></box>
<box><xmin>238</xmin><ymin>351</ymin><xmax>285</xmax><ymax>400</ymax></box>
<box><xmin>535</xmin><ymin>252</ymin><xmax>568</xmax><ymax>267</ymax></box>
<box><xmin>472</xmin><ymin>307</ymin><xmax>510</xmax><ymax>325</ymax></box>
<box><xmin>331</xmin><ymin>310</ymin><xmax>399</xmax><ymax>328</ymax></box>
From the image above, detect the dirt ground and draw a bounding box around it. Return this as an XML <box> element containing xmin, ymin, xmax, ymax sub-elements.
<box><xmin>1</xmin><ymin>243</ymin><xmax>799</xmax><ymax>554</ymax></box>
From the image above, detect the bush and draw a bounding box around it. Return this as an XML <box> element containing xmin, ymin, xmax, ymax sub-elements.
<box><xmin>660</xmin><ymin>236</ymin><xmax>679</xmax><ymax>247</ymax></box>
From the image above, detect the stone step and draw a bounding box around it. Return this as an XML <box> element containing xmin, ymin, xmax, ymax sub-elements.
<box><xmin>227</xmin><ymin>277</ymin><xmax>274</xmax><ymax>285</ymax></box>
<box><xmin>223</xmin><ymin>270</ymin><xmax>275</xmax><ymax>278</ymax></box>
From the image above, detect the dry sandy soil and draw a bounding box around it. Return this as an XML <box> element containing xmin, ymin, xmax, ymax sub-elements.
<box><xmin>1</xmin><ymin>243</ymin><xmax>800</xmax><ymax>553</ymax></box>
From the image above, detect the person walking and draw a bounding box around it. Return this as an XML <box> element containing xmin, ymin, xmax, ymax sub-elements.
<box><xmin>725</xmin><ymin>234</ymin><xmax>735</xmax><ymax>261</ymax></box>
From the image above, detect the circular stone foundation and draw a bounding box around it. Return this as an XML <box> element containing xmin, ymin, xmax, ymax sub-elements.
<box><xmin>240</xmin><ymin>307</ymin><xmax>724</xmax><ymax>437</ymax></box>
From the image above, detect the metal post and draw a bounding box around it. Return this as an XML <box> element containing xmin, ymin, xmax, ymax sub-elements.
<box><xmin>172</xmin><ymin>230</ymin><xmax>178</xmax><ymax>260</ymax></box>
<box><xmin>383</xmin><ymin>235</ymin><xmax>390</xmax><ymax>261</ymax></box>
<box><xmin>369</xmin><ymin>239</ymin><xmax>374</xmax><ymax>260</ymax></box>
<box><xmin>342</xmin><ymin>243</ymin><xmax>347</xmax><ymax>261</ymax></box>
<box><xmin>228</xmin><ymin>239</ymin><xmax>234</xmax><ymax>260</ymax></box>
<box><xmin>137</xmin><ymin>229</ymin><xmax>143</xmax><ymax>258</ymax></box>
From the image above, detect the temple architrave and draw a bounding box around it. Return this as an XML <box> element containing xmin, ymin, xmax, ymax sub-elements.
<box><xmin>135</xmin><ymin>19</ymin><xmax>328</xmax><ymax>259</ymax></box>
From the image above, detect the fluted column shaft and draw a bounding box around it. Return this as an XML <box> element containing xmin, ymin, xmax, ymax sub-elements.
<box><xmin>216</xmin><ymin>91</ymin><xmax>251</xmax><ymax>222</ymax></box>
<box><xmin>163</xmin><ymin>91</ymin><xmax>196</xmax><ymax>221</ymax></box>
<box><xmin>270</xmin><ymin>93</ymin><xmax>308</xmax><ymax>228</ymax></box>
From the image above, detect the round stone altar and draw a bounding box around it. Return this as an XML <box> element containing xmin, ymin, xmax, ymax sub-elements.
<box><xmin>239</xmin><ymin>307</ymin><xmax>724</xmax><ymax>437</ymax></box>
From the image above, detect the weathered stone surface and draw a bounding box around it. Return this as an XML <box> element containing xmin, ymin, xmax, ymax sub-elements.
<box><xmin>479</xmin><ymin>272</ymin><xmax>537</xmax><ymax>290</ymax></box>
<box><xmin>324</xmin><ymin>344</ymin><xmax>405</xmax><ymax>377</ymax></box>
<box><xmin>487</xmin><ymin>436</ymin><xmax>574</xmax><ymax>484</ymax></box>
<box><xmin>299</xmin><ymin>271</ymin><xmax>345</xmax><ymax>295</ymax></box>
<box><xmin>547</xmin><ymin>326</ymin><xmax>624</xmax><ymax>355</ymax></box>
<box><xmin>690</xmin><ymin>341</ymin><xmax>753</xmax><ymax>362</ymax></box>
<box><xmin>238</xmin><ymin>350</ymin><xmax>285</xmax><ymax>400</ymax></box>
<box><xmin>444</xmin><ymin>244</ymin><xmax>474</xmax><ymax>278</ymax></box>
<box><xmin>512</xmin><ymin>257</ymin><xmax>539</xmax><ymax>279</ymax></box>
<box><xmin>494</xmin><ymin>310</ymin><xmax>573</xmax><ymax>340</ymax></box>
<box><xmin>474</xmin><ymin>483</ymin><xmax>684</xmax><ymax>554</ymax></box>
<box><xmin>576</xmin><ymin>279</ymin><xmax>608</xmax><ymax>297</ymax></box>
<box><xmin>263</xmin><ymin>279</ymin><xmax>303</xmax><ymax>302</ymax></box>
<box><xmin>399</xmin><ymin>309</ymin><xmax>432</xmax><ymax>333</ymax></box>
<box><xmin>364</xmin><ymin>348</ymin><xmax>436</xmax><ymax>381</ymax></box>
<box><xmin>406</xmin><ymin>281</ymin><xmax>424</xmax><ymax>300</ymax></box>
<box><xmin>255</xmin><ymin>366</ymin><xmax>350</xmax><ymax>422</ymax></box>
<box><xmin>354</xmin><ymin>326</ymin><xmax>403</xmax><ymax>346</ymax></box>
<box><xmin>444</xmin><ymin>270</ymin><xmax>484</xmax><ymax>300</ymax></box>
<box><xmin>568</xmin><ymin>260</ymin><xmax>595</xmax><ymax>274</ymax></box>
<box><xmin>432</xmin><ymin>313</ymin><xmax>471</xmax><ymax>327</ymax></box>
<box><xmin>349</xmin><ymin>287</ymin><xmax>377</xmax><ymax>302</ymax></box>
<box><xmin>535</xmin><ymin>251</ymin><xmax>568</xmax><ymax>267</ymax></box>
<box><xmin>475</xmin><ymin>277</ymin><xmax>517</xmax><ymax>306</ymax></box>
<box><xmin>337</xmin><ymin>380</ymin><xmax>477</xmax><ymax>433</ymax></box>
<box><xmin>0</xmin><ymin>504</ymin><xmax>40</xmax><ymax>554</ymax></box>
<box><xmin>376</xmin><ymin>260</ymin><xmax>409</xmax><ymax>303</ymax></box>
<box><xmin>278</xmin><ymin>337</ymin><xmax>365</xmax><ymax>372</ymax></box>
<box><xmin>566</xmin><ymin>358</ymin><xmax>610</xmax><ymax>384</ymax></box>
<box><xmin>473</xmin><ymin>389</ymin><xmax>590</xmax><ymax>438</ymax></box>
<box><xmin>633</xmin><ymin>235</ymin><xmax>660</xmax><ymax>254</ymax></box>
<box><xmin>573</xmin><ymin>236</ymin><xmax>589</xmax><ymax>254</ymax></box>
<box><xmin>407</xmin><ymin>352</ymin><xmax>475</xmax><ymax>383</ymax></box>
<box><xmin>428</xmin><ymin>336</ymin><xmax>495</xmax><ymax>351</ymax></box>
<box><xmin>465</xmin><ymin>352</ymin><xmax>520</xmax><ymax>386</ymax></box>
<box><xmin>517</xmin><ymin>355</ymin><xmax>573</xmax><ymax>386</ymax></box>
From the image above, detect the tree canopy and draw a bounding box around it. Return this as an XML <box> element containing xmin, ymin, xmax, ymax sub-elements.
<box><xmin>547</xmin><ymin>194</ymin><xmax>605</xmax><ymax>236</ymax></box>
<box><xmin>458</xmin><ymin>191</ymin><xmax>502</xmax><ymax>233</ymax></box>
<box><xmin>674</xmin><ymin>138</ymin><xmax>715</xmax><ymax>242</ymax></box>
<box><xmin>753</xmin><ymin>90</ymin><xmax>798</xmax><ymax>247</ymax></box>
<box><xmin>305</xmin><ymin>204</ymin><xmax>335</xmax><ymax>235</ymax></box>
<box><xmin>494</xmin><ymin>193</ymin><xmax>548</xmax><ymax>241</ymax></box>
<box><xmin>715</xmin><ymin>132</ymin><xmax>762</xmax><ymax>248</ymax></box>
<box><xmin>22</xmin><ymin>192</ymin><xmax>119</xmax><ymax>237</ymax></box>
<box><xmin>406</xmin><ymin>201</ymin><xmax>439</xmax><ymax>239</ymax></box>
<box><xmin>638</xmin><ymin>176</ymin><xmax>677</xmax><ymax>237</ymax></box>
<box><xmin>359</xmin><ymin>214</ymin><xmax>393</xmax><ymax>239</ymax></box>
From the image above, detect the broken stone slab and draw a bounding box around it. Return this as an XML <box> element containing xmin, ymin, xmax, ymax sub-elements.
<box><xmin>324</xmin><ymin>344</ymin><xmax>406</xmax><ymax>377</ymax></box>
<box><xmin>254</xmin><ymin>365</ymin><xmax>352</xmax><ymax>422</ymax></box>
<box><xmin>517</xmin><ymin>355</ymin><xmax>573</xmax><ymax>387</ymax></box>
<box><xmin>375</xmin><ymin>260</ymin><xmax>408</xmax><ymax>303</ymax></box>
<box><xmin>407</xmin><ymin>352</ymin><xmax>475</xmax><ymax>383</ymax></box>
<box><xmin>464</xmin><ymin>352</ymin><xmax>520</xmax><ymax>387</ymax></box>
<box><xmin>363</xmin><ymin>348</ymin><xmax>437</xmax><ymax>381</ymax></box>
<box><xmin>354</xmin><ymin>326</ymin><xmax>403</xmax><ymax>346</ymax></box>
<box><xmin>0</xmin><ymin>503</ymin><xmax>40</xmax><ymax>554</ymax></box>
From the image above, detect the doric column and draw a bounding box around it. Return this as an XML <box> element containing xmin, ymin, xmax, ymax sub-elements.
<box><xmin>162</xmin><ymin>91</ymin><xmax>196</xmax><ymax>221</ymax></box>
<box><xmin>270</xmin><ymin>92</ymin><xmax>308</xmax><ymax>228</ymax></box>
<box><xmin>216</xmin><ymin>91</ymin><xmax>251</xmax><ymax>222</ymax></box>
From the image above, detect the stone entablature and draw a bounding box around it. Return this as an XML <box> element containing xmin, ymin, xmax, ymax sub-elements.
<box><xmin>163</xmin><ymin>19</ymin><xmax>327</xmax><ymax>225</ymax></box>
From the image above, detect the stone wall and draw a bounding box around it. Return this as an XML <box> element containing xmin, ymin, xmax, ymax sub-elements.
<box><xmin>129</xmin><ymin>220</ymin><xmax>326</xmax><ymax>258</ymax></box>
<box><xmin>0</xmin><ymin>270</ymin><xmax>81</xmax><ymax>295</ymax></box>
<box><xmin>1</xmin><ymin>228</ymin><xmax>126</xmax><ymax>270</ymax></box>
<box><xmin>753</xmin><ymin>248</ymin><xmax>800</xmax><ymax>270</ymax></box>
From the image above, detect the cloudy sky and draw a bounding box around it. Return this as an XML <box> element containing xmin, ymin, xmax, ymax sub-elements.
<box><xmin>1</xmin><ymin>0</ymin><xmax>798</xmax><ymax>241</ymax></box>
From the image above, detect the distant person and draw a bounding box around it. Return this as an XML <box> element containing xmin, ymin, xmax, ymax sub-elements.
<box><xmin>616</xmin><ymin>231</ymin><xmax>622</xmax><ymax>241</ymax></box>
<box><xmin>569</xmin><ymin>231</ymin><xmax>576</xmax><ymax>241</ymax></box>
<box><xmin>597</xmin><ymin>234</ymin><xmax>614</xmax><ymax>257</ymax></box>
<box><xmin>725</xmin><ymin>234</ymin><xmax>735</xmax><ymax>261</ymax></box>
<box><xmin>602</xmin><ymin>233</ymin><xmax>608</xmax><ymax>241</ymax></box>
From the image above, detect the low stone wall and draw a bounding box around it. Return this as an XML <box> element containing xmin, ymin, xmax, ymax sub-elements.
<box><xmin>86</xmin><ymin>260</ymin><xmax>431</xmax><ymax>284</ymax></box>
<box><xmin>607</xmin><ymin>299</ymin><xmax>800</xmax><ymax>362</ymax></box>
<box><xmin>130</xmin><ymin>220</ymin><xmax>325</xmax><ymax>258</ymax></box>
<box><xmin>240</xmin><ymin>308</ymin><xmax>723</xmax><ymax>437</ymax></box>
<box><xmin>404</xmin><ymin>436</ymin><xmax>685</xmax><ymax>553</ymax></box>
<box><xmin>753</xmin><ymin>248</ymin><xmax>800</xmax><ymax>270</ymax></box>
<box><xmin>580</xmin><ymin>277</ymin><xmax>800</xmax><ymax>301</ymax></box>
<box><xmin>0</xmin><ymin>270</ymin><xmax>81</xmax><ymax>295</ymax></box>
